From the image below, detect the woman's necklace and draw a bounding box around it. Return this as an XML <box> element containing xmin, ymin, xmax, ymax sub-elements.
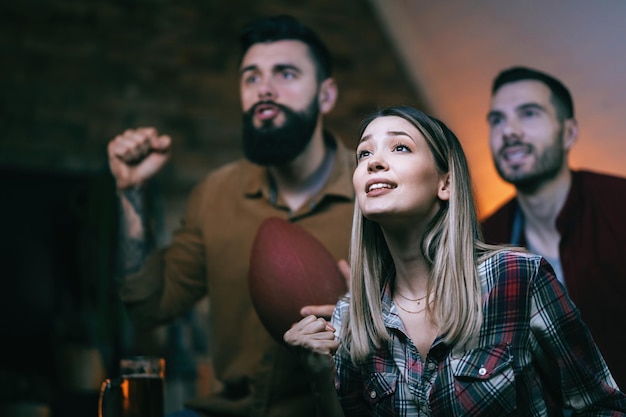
<box><xmin>396</xmin><ymin>291</ymin><xmax>428</xmax><ymax>305</ymax></box>
<box><xmin>395</xmin><ymin>300</ymin><xmax>427</xmax><ymax>314</ymax></box>
<box><xmin>393</xmin><ymin>295</ymin><xmax>431</xmax><ymax>314</ymax></box>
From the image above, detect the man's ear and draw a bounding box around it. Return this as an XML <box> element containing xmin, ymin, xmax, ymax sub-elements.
<box><xmin>563</xmin><ymin>118</ymin><xmax>578</xmax><ymax>151</ymax></box>
<box><xmin>318</xmin><ymin>78</ymin><xmax>338</xmax><ymax>114</ymax></box>
<box><xmin>438</xmin><ymin>173</ymin><xmax>451</xmax><ymax>201</ymax></box>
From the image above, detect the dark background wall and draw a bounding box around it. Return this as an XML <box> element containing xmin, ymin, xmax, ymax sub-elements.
<box><xmin>0</xmin><ymin>0</ymin><xmax>425</xmax><ymax>414</ymax></box>
<box><xmin>1</xmin><ymin>0</ymin><xmax>426</xmax><ymax>192</ymax></box>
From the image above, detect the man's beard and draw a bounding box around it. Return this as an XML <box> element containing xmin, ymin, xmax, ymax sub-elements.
<box><xmin>494</xmin><ymin>127</ymin><xmax>565</xmax><ymax>194</ymax></box>
<box><xmin>242</xmin><ymin>99</ymin><xmax>319</xmax><ymax>166</ymax></box>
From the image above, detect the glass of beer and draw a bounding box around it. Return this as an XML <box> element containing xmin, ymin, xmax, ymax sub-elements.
<box><xmin>99</xmin><ymin>356</ymin><xmax>165</xmax><ymax>417</ymax></box>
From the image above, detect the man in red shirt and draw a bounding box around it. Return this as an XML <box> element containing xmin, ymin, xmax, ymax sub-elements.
<box><xmin>481</xmin><ymin>66</ymin><xmax>626</xmax><ymax>390</ymax></box>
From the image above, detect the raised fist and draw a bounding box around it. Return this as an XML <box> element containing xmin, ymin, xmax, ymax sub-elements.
<box><xmin>107</xmin><ymin>127</ymin><xmax>172</xmax><ymax>189</ymax></box>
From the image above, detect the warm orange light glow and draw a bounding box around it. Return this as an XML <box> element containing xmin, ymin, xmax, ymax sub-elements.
<box><xmin>121</xmin><ymin>379</ymin><xmax>130</xmax><ymax>411</ymax></box>
<box><xmin>451</xmin><ymin>114</ymin><xmax>516</xmax><ymax>221</ymax></box>
<box><xmin>371</xmin><ymin>0</ymin><xmax>626</xmax><ymax>223</ymax></box>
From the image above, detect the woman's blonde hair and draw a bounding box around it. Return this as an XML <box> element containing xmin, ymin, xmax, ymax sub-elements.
<box><xmin>344</xmin><ymin>105</ymin><xmax>499</xmax><ymax>362</ymax></box>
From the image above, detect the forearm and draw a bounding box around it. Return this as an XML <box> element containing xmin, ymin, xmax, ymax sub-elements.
<box><xmin>302</xmin><ymin>352</ymin><xmax>345</xmax><ymax>417</ymax></box>
<box><xmin>117</xmin><ymin>186</ymin><xmax>154</xmax><ymax>276</ymax></box>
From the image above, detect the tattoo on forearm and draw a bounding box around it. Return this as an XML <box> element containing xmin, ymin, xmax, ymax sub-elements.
<box><xmin>120</xmin><ymin>236</ymin><xmax>151</xmax><ymax>275</ymax></box>
<box><xmin>117</xmin><ymin>186</ymin><xmax>154</xmax><ymax>276</ymax></box>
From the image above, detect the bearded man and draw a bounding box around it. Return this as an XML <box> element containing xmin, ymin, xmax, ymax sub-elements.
<box><xmin>106</xmin><ymin>15</ymin><xmax>354</xmax><ymax>417</ymax></box>
<box><xmin>481</xmin><ymin>66</ymin><xmax>626</xmax><ymax>391</ymax></box>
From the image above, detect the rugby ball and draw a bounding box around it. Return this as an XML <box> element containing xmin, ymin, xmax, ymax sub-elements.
<box><xmin>248</xmin><ymin>217</ymin><xmax>347</xmax><ymax>343</ymax></box>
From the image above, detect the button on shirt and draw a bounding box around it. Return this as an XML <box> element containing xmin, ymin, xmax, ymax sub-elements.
<box><xmin>331</xmin><ymin>251</ymin><xmax>626</xmax><ymax>417</ymax></box>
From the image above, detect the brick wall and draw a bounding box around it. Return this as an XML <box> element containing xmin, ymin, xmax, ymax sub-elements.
<box><xmin>1</xmin><ymin>0</ymin><xmax>426</xmax><ymax>194</ymax></box>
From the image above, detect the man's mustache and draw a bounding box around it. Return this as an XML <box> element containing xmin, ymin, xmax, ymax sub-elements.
<box><xmin>249</xmin><ymin>100</ymin><xmax>291</xmax><ymax>114</ymax></box>
<box><xmin>498</xmin><ymin>142</ymin><xmax>533</xmax><ymax>157</ymax></box>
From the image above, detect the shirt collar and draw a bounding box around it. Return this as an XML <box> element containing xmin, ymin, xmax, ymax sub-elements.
<box><xmin>511</xmin><ymin>170</ymin><xmax>581</xmax><ymax>238</ymax></box>
<box><xmin>555</xmin><ymin>170</ymin><xmax>582</xmax><ymax>234</ymax></box>
<box><xmin>381</xmin><ymin>281</ymin><xmax>405</xmax><ymax>331</ymax></box>
<box><xmin>240</xmin><ymin>131</ymin><xmax>355</xmax><ymax>203</ymax></box>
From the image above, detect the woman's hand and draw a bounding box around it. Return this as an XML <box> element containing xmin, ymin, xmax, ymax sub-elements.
<box><xmin>284</xmin><ymin>315</ymin><xmax>339</xmax><ymax>356</ymax></box>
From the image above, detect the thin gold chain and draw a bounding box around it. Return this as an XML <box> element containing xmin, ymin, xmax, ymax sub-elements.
<box><xmin>393</xmin><ymin>297</ymin><xmax>429</xmax><ymax>314</ymax></box>
<box><xmin>395</xmin><ymin>291</ymin><xmax>427</xmax><ymax>304</ymax></box>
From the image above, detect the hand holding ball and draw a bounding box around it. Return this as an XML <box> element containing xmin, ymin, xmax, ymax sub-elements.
<box><xmin>248</xmin><ymin>218</ymin><xmax>348</xmax><ymax>343</ymax></box>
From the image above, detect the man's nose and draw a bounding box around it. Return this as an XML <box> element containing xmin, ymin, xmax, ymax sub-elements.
<box><xmin>257</xmin><ymin>78</ymin><xmax>277</xmax><ymax>100</ymax></box>
<box><xmin>502</xmin><ymin>118</ymin><xmax>523</xmax><ymax>142</ymax></box>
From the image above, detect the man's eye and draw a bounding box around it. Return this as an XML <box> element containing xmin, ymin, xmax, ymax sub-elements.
<box><xmin>488</xmin><ymin>115</ymin><xmax>503</xmax><ymax>127</ymax></box>
<box><xmin>243</xmin><ymin>74</ymin><xmax>259</xmax><ymax>84</ymax></box>
<box><xmin>281</xmin><ymin>71</ymin><xmax>296</xmax><ymax>80</ymax></box>
<box><xmin>521</xmin><ymin>109</ymin><xmax>539</xmax><ymax>118</ymax></box>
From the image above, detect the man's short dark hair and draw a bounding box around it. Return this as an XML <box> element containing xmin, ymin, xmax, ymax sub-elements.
<box><xmin>492</xmin><ymin>66</ymin><xmax>574</xmax><ymax>120</ymax></box>
<box><xmin>238</xmin><ymin>15</ymin><xmax>333</xmax><ymax>81</ymax></box>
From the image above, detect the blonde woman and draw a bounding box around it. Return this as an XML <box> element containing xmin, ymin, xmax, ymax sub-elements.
<box><xmin>285</xmin><ymin>105</ymin><xmax>626</xmax><ymax>416</ymax></box>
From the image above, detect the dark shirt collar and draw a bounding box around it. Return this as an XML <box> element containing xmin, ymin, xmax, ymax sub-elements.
<box><xmin>241</xmin><ymin>131</ymin><xmax>355</xmax><ymax>204</ymax></box>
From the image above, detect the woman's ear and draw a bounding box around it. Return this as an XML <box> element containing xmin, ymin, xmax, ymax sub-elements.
<box><xmin>318</xmin><ymin>78</ymin><xmax>338</xmax><ymax>114</ymax></box>
<box><xmin>438</xmin><ymin>174</ymin><xmax>451</xmax><ymax>201</ymax></box>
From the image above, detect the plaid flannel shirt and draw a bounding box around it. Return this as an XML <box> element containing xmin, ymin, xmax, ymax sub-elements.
<box><xmin>331</xmin><ymin>250</ymin><xmax>626</xmax><ymax>416</ymax></box>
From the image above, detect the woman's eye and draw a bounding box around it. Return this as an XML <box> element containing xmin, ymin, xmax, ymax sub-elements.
<box><xmin>394</xmin><ymin>144</ymin><xmax>410</xmax><ymax>152</ymax></box>
<box><xmin>357</xmin><ymin>150</ymin><xmax>371</xmax><ymax>160</ymax></box>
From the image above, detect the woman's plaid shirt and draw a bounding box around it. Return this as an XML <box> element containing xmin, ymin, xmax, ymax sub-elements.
<box><xmin>331</xmin><ymin>250</ymin><xmax>626</xmax><ymax>416</ymax></box>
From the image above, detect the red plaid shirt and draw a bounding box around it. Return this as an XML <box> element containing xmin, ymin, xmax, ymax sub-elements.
<box><xmin>332</xmin><ymin>251</ymin><xmax>626</xmax><ymax>416</ymax></box>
